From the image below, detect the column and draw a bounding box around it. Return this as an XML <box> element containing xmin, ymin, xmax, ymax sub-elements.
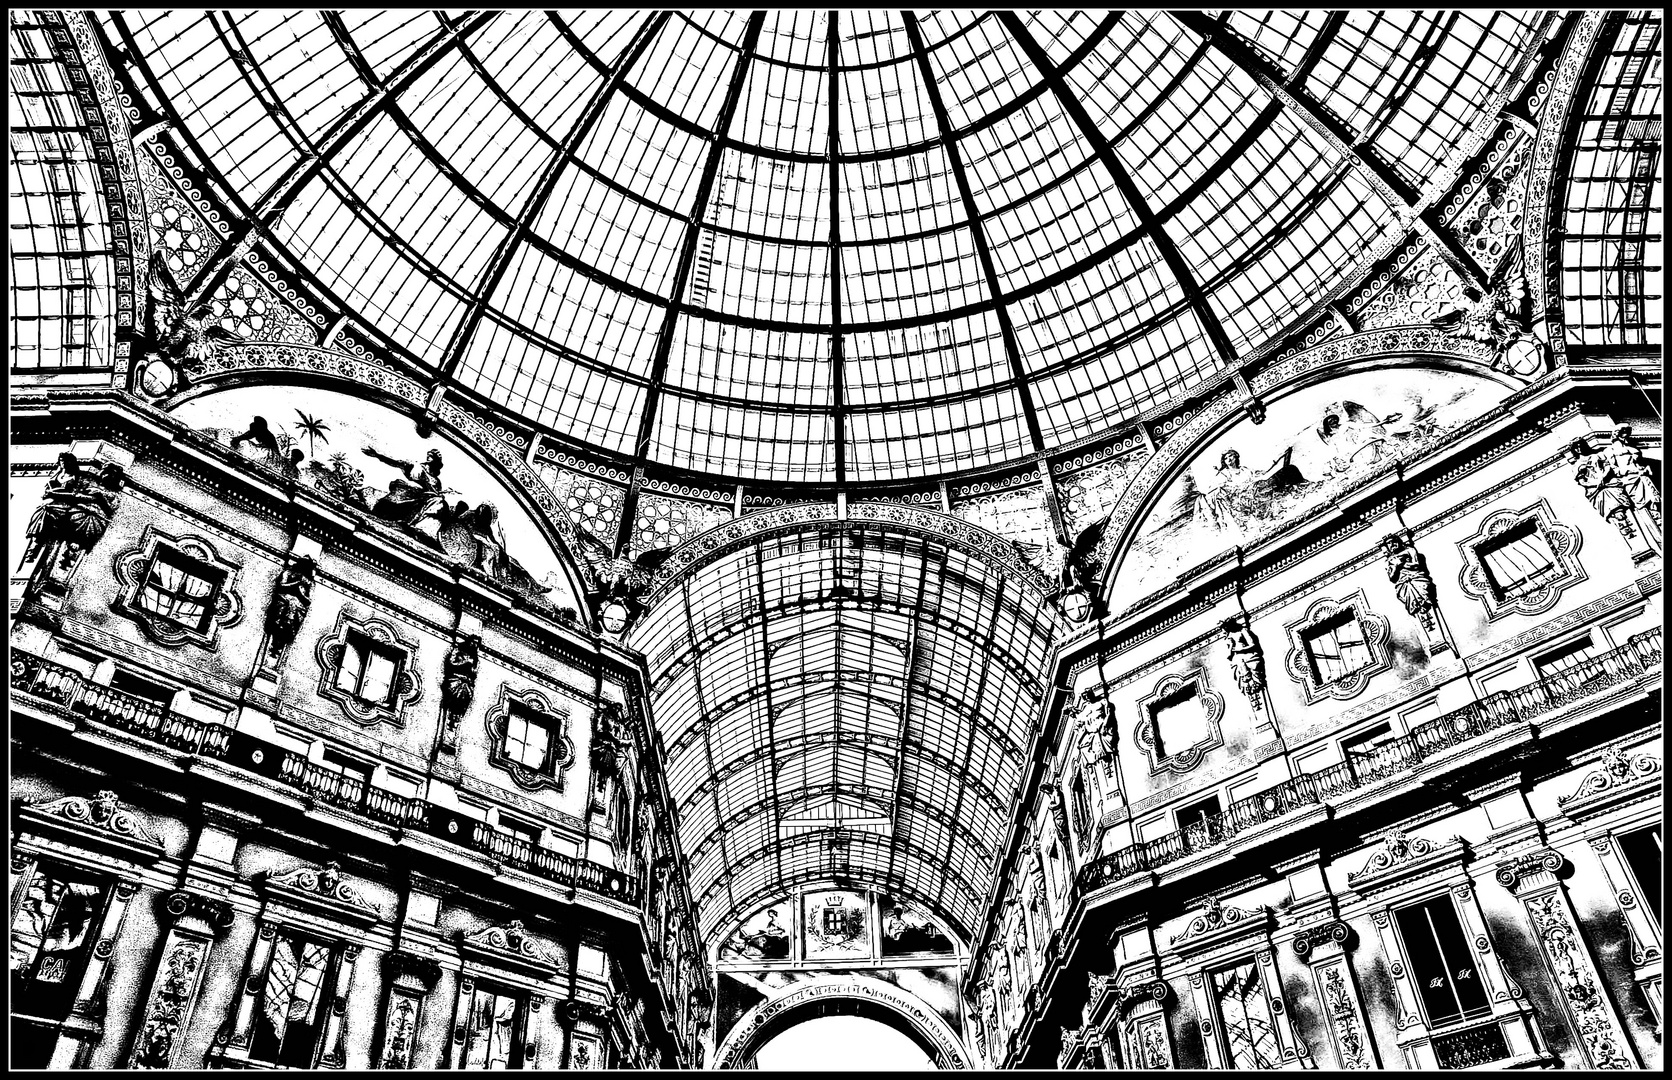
<box><xmin>127</xmin><ymin>891</ymin><xmax>234</xmax><ymax>1069</ymax></box>
<box><xmin>47</xmin><ymin>878</ymin><xmax>146</xmax><ymax>1069</ymax></box>
<box><xmin>378</xmin><ymin>951</ymin><xmax>443</xmax><ymax>1070</ymax></box>
<box><xmin>1293</xmin><ymin>921</ymin><xmax>1378</xmax><ymax>1070</ymax></box>
<box><xmin>219</xmin><ymin>920</ymin><xmax>280</xmax><ymax>1058</ymax></box>
<box><xmin>1496</xmin><ymin>849</ymin><xmax>1640</xmax><ymax>1068</ymax></box>
<box><xmin>316</xmin><ymin>941</ymin><xmax>360</xmax><ymax>1068</ymax></box>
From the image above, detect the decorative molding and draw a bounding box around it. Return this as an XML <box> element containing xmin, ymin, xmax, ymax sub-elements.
<box><xmin>254</xmin><ymin>860</ymin><xmax>382</xmax><ymax>927</ymax></box>
<box><xmin>1347</xmin><ymin>832</ymin><xmax>1468</xmax><ymax>896</ymax></box>
<box><xmin>1292</xmin><ymin>920</ymin><xmax>1353</xmax><ymax>958</ymax></box>
<box><xmin>1283</xmin><ymin>590</ymin><xmax>1392</xmax><ymax>704</ymax></box>
<box><xmin>1133</xmin><ymin>668</ymin><xmax>1224</xmax><ymax>775</ymax></box>
<box><xmin>312</xmin><ymin>610</ymin><xmax>422</xmax><ymax>727</ymax></box>
<box><xmin>16</xmin><ymin>789</ymin><xmax>166</xmax><ymax>864</ymax></box>
<box><xmin>712</xmin><ymin>975</ymin><xmax>969</xmax><ymax>1069</ymax></box>
<box><xmin>458</xmin><ymin>920</ymin><xmax>562</xmax><ymax>981</ymax></box>
<box><xmin>110</xmin><ymin>527</ymin><xmax>245</xmax><ymax>648</ymax></box>
<box><xmin>1559</xmin><ymin>746</ymin><xmax>1661</xmax><ymax>820</ymax></box>
<box><xmin>1520</xmin><ymin>890</ymin><xmax>1636</xmax><ymax>1068</ymax></box>
<box><xmin>384</xmin><ymin>950</ymin><xmax>444</xmax><ymax>990</ymax></box>
<box><xmin>1493</xmin><ymin>848</ymin><xmax>1567</xmax><ymax>892</ymax></box>
<box><xmin>1456</xmin><ymin>501</ymin><xmax>1584</xmax><ymax>619</ymax></box>
<box><xmin>1168</xmin><ymin>896</ymin><xmax>1270</xmax><ymax>954</ymax></box>
<box><xmin>482</xmin><ymin>684</ymin><xmax>575</xmax><ymax>793</ymax></box>
<box><xmin>159</xmin><ymin>890</ymin><xmax>235</xmax><ymax>933</ymax></box>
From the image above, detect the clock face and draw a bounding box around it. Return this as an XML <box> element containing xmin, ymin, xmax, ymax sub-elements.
<box><xmin>139</xmin><ymin>359</ymin><xmax>175</xmax><ymax>398</ymax></box>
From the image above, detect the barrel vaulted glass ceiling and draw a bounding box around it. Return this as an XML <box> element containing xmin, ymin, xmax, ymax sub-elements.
<box><xmin>629</xmin><ymin>523</ymin><xmax>1061</xmax><ymax>944</ymax></box>
<box><xmin>110</xmin><ymin>10</ymin><xmax>1544</xmax><ymax>485</ymax></box>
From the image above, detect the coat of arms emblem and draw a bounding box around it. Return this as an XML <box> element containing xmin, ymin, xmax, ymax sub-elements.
<box><xmin>808</xmin><ymin>892</ymin><xmax>865</xmax><ymax>950</ymax></box>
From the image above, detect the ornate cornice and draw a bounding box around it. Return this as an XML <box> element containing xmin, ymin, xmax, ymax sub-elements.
<box><xmin>16</xmin><ymin>789</ymin><xmax>165</xmax><ymax>865</ymax></box>
<box><xmin>458</xmin><ymin>919</ymin><xmax>562</xmax><ymax>981</ymax></box>
<box><xmin>255</xmin><ymin>860</ymin><xmax>382</xmax><ymax>927</ymax></box>
<box><xmin>1347</xmin><ymin>831</ymin><xmax>1470</xmax><ymax>897</ymax></box>
<box><xmin>1168</xmin><ymin>896</ymin><xmax>1272</xmax><ymax>956</ymax></box>
<box><xmin>1559</xmin><ymin>746</ymin><xmax>1661</xmax><ymax>820</ymax></box>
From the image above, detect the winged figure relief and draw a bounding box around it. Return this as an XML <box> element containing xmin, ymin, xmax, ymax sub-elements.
<box><xmin>141</xmin><ymin>251</ymin><xmax>239</xmax><ymax>392</ymax></box>
<box><xmin>574</xmin><ymin>527</ymin><xmax>676</xmax><ymax>626</ymax></box>
<box><xmin>1051</xmin><ymin>512</ymin><xmax>1111</xmax><ymax>603</ymax></box>
<box><xmin>1430</xmin><ymin>241</ymin><xmax>1546</xmax><ymax>377</ymax></box>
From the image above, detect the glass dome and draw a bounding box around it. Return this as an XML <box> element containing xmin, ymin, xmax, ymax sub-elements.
<box><xmin>112</xmin><ymin>10</ymin><xmax>1544</xmax><ymax>484</ymax></box>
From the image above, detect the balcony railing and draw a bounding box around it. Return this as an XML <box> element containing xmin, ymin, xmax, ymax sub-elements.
<box><xmin>11</xmin><ymin>651</ymin><xmax>636</xmax><ymax>905</ymax></box>
<box><xmin>1077</xmin><ymin>629</ymin><xmax>1662</xmax><ymax>895</ymax></box>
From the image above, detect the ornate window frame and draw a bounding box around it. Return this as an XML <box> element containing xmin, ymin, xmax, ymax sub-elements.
<box><xmin>1456</xmin><ymin>501</ymin><xmax>1584</xmax><ymax>620</ymax></box>
<box><xmin>110</xmin><ymin>527</ymin><xmax>244</xmax><ymax>649</ymax></box>
<box><xmin>1283</xmin><ymin>591</ymin><xmax>1391</xmax><ymax>704</ymax></box>
<box><xmin>1133</xmin><ymin>668</ymin><xmax>1224</xmax><ymax>775</ymax></box>
<box><xmin>1163</xmin><ymin>899</ymin><xmax>1312</xmax><ymax>1070</ymax></box>
<box><xmin>484</xmin><ymin>686</ymin><xmax>576</xmax><ymax>793</ymax></box>
<box><xmin>313</xmin><ymin>612</ymin><xmax>422</xmax><ymax>727</ymax></box>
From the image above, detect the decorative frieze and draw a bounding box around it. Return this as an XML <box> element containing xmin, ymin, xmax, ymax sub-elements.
<box><xmin>1559</xmin><ymin>746</ymin><xmax>1661</xmax><ymax>819</ymax></box>
<box><xmin>16</xmin><ymin>789</ymin><xmax>165</xmax><ymax>865</ymax></box>
<box><xmin>458</xmin><ymin>920</ymin><xmax>562</xmax><ymax>981</ymax></box>
<box><xmin>254</xmin><ymin>860</ymin><xmax>382</xmax><ymax>928</ymax></box>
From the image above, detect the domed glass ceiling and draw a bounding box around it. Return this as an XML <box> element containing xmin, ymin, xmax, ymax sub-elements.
<box><xmin>111</xmin><ymin>10</ymin><xmax>1543</xmax><ymax>485</ymax></box>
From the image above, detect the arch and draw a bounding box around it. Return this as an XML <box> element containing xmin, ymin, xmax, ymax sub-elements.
<box><xmin>712</xmin><ymin>974</ymin><xmax>969</xmax><ymax>1070</ymax></box>
<box><xmin>161</xmin><ymin>353</ymin><xmax>592</xmax><ymax>608</ymax></box>
<box><xmin>1096</xmin><ymin>329</ymin><xmax>1523</xmax><ymax>610</ymax></box>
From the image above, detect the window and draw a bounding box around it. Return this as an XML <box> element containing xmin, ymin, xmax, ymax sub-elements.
<box><xmin>503</xmin><ymin>706</ymin><xmax>555</xmax><ymax>771</ymax></box>
<box><xmin>1150</xmin><ymin>685</ymin><xmax>1209</xmax><ymax>758</ymax></box>
<box><xmin>10</xmin><ymin>864</ymin><xmax>110</xmax><ymax>1055</ymax></box>
<box><xmin>138</xmin><ymin>547</ymin><xmax>225</xmax><ymax>633</ymax></box>
<box><xmin>250</xmin><ymin>931</ymin><xmax>340</xmax><ymax>1068</ymax></box>
<box><xmin>460</xmin><ymin>985</ymin><xmax>524</xmax><ymax>1069</ymax></box>
<box><xmin>1534</xmin><ymin>635</ymin><xmax>1598</xmax><ymax>682</ymax></box>
<box><xmin>334</xmin><ymin>631</ymin><xmax>404</xmax><ymax>706</ymax></box>
<box><xmin>1477</xmin><ymin>518</ymin><xmax>1561</xmax><ymax>601</ymax></box>
<box><xmin>1210</xmin><ymin>959</ymin><xmax>1282</xmax><ymax>1069</ymax></box>
<box><xmin>1342</xmin><ymin>722</ymin><xmax>1398</xmax><ymax>782</ymax></box>
<box><xmin>1069</xmin><ymin>773</ymin><xmax>1091</xmax><ymax>839</ymax></box>
<box><xmin>1301</xmin><ymin>610</ymin><xmax>1374</xmax><ymax>684</ymax></box>
<box><xmin>1618</xmin><ymin>825</ymin><xmax>1662</xmax><ymax>929</ymax></box>
<box><xmin>1177</xmin><ymin>794</ymin><xmax>1222</xmax><ymax>832</ymax></box>
<box><xmin>1393</xmin><ymin>896</ymin><xmax>1490</xmax><ymax>1028</ymax></box>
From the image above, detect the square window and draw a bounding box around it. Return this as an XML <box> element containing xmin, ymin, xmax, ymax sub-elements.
<box><xmin>504</xmin><ymin>708</ymin><xmax>554</xmax><ymax>771</ymax></box>
<box><xmin>1477</xmin><ymin>519</ymin><xmax>1561</xmax><ymax>602</ymax></box>
<box><xmin>334</xmin><ymin>632</ymin><xmax>405</xmax><ymax>707</ymax></box>
<box><xmin>1301</xmin><ymin>609</ymin><xmax>1374</xmax><ymax>685</ymax></box>
<box><xmin>138</xmin><ymin>547</ymin><xmax>225</xmax><ymax>633</ymax></box>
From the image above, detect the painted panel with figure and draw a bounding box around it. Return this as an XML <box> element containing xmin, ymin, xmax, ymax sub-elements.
<box><xmin>1121</xmin><ymin>369</ymin><xmax>1503</xmax><ymax>597</ymax></box>
<box><xmin>722</xmin><ymin>903</ymin><xmax>794</xmax><ymax>963</ymax></box>
<box><xmin>879</xmin><ymin>896</ymin><xmax>956</xmax><ymax>958</ymax></box>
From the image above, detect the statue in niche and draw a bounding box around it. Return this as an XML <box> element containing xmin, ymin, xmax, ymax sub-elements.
<box><xmin>140</xmin><ymin>251</ymin><xmax>240</xmax><ymax>393</ymax></box>
<box><xmin>263</xmin><ymin>554</ymin><xmax>316</xmax><ymax>661</ymax></box>
<box><xmin>1601</xmin><ymin>424</ymin><xmax>1661</xmax><ymax>530</ymax></box>
<box><xmin>1382</xmin><ymin>532</ymin><xmax>1439</xmax><ymax>630</ymax></box>
<box><xmin>590</xmin><ymin>701</ymin><xmax>628</xmax><ymax>784</ymax></box>
<box><xmin>1569</xmin><ymin>437</ymin><xmax>1638</xmax><ymax>540</ymax></box>
<box><xmin>22</xmin><ymin>452</ymin><xmax>126</xmax><ymax>588</ymax></box>
<box><xmin>1073</xmin><ymin>686</ymin><xmax>1116</xmax><ymax>771</ymax></box>
<box><xmin>1220</xmin><ymin>615</ymin><xmax>1266</xmax><ymax>702</ymax></box>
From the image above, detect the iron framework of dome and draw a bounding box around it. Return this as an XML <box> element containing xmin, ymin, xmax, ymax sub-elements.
<box><xmin>108</xmin><ymin>9</ymin><xmax>1546</xmax><ymax>487</ymax></box>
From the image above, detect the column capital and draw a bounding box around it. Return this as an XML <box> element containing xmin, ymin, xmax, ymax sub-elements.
<box><xmin>1292</xmin><ymin>919</ymin><xmax>1354</xmax><ymax>958</ymax></box>
<box><xmin>159</xmin><ymin>890</ymin><xmax>235</xmax><ymax>934</ymax></box>
<box><xmin>1494</xmin><ymin>848</ymin><xmax>1567</xmax><ymax>892</ymax></box>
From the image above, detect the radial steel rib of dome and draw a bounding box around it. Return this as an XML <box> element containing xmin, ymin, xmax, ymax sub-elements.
<box><xmin>115</xmin><ymin>10</ymin><xmax>1547</xmax><ymax>492</ymax></box>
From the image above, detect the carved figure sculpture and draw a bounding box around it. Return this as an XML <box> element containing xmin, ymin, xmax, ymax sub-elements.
<box><xmin>1382</xmin><ymin>532</ymin><xmax>1438</xmax><ymax>630</ymax></box>
<box><xmin>1221</xmin><ymin>615</ymin><xmax>1266</xmax><ymax>702</ymax></box>
<box><xmin>1569</xmin><ymin>437</ymin><xmax>1636</xmax><ymax>540</ymax></box>
<box><xmin>590</xmin><ymin>701</ymin><xmax>629</xmax><ymax>784</ymax></box>
<box><xmin>141</xmin><ymin>250</ymin><xmax>239</xmax><ymax>392</ymax></box>
<box><xmin>1073</xmin><ymin>686</ymin><xmax>1116</xmax><ymax>769</ymax></box>
<box><xmin>1051</xmin><ymin>513</ymin><xmax>1111</xmax><ymax>618</ymax></box>
<box><xmin>438</xmin><ymin>634</ymin><xmax>481</xmax><ymax>752</ymax></box>
<box><xmin>362</xmin><ymin>445</ymin><xmax>449</xmax><ymax>536</ymax></box>
<box><xmin>1602</xmin><ymin>425</ymin><xmax>1661</xmax><ymax>530</ymax></box>
<box><xmin>22</xmin><ymin>453</ymin><xmax>126</xmax><ymax>582</ymax></box>
<box><xmin>1431</xmin><ymin>242</ymin><xmax>1545</xmax><ymax>378</ymax></box>
<box><xmin>574</xmin><ymin>528</ymin><xmax>676</xmax><ymax>632</ymax></box>
<box><xmin>264</xmin><ymin>554</ymin><xmax>316</xmax><ymax>659</ymax></box>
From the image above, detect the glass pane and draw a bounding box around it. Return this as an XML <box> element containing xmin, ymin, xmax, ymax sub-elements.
<box><xmin>1212</xmin><ymin>960</ymin><xmax>1280</xmax><ymax>1069</ymax></box>
<box><xmin>9</xmin><ymin>868</ymin><xmax>105</xmax><ymax>1023</ymax></box>
<box><xmin>1619</xmin><ymin>826</ymin><xmax>1662</xmax><ymax>927</ymax></box>
<box><xmin>1481</xmin><ymin>521</ymin><xmax>1557</xmax><ymax>600</ymax></box>
<box><xmin>335</xmin><ymin>641</ymin><xmax>366</xmax><ymax>694</ymax></box>
<box><xmin>360</xmin><ymin>648</ymin><xmax>398</xmax><ymax>704</ymax></box>
<box><xmin>463</xmin><ymin>989</ymin><xmax>520</xmax><ymax>1069</ymax></box>
<box><xmin>256</xmin><ymin>934</ymin><xmax>334</xmax><ymax>1066</ymax></box>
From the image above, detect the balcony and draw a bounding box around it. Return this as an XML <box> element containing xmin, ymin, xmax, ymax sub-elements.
<box><xmin>1077</xmin><ymin>629</ymin><xmax>1662</xmax><ymax>895</ymax></box>
<box><xmin>10</xmin><ymin>651</ymin><xmax>639</xmax><ymax>905</ymax></box>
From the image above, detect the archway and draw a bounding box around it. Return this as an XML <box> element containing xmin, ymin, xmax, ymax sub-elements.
<box><xmin>711</xmin><ymin>975</ymin><xmax>969</xmax><ymax>1070</ymax></box>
